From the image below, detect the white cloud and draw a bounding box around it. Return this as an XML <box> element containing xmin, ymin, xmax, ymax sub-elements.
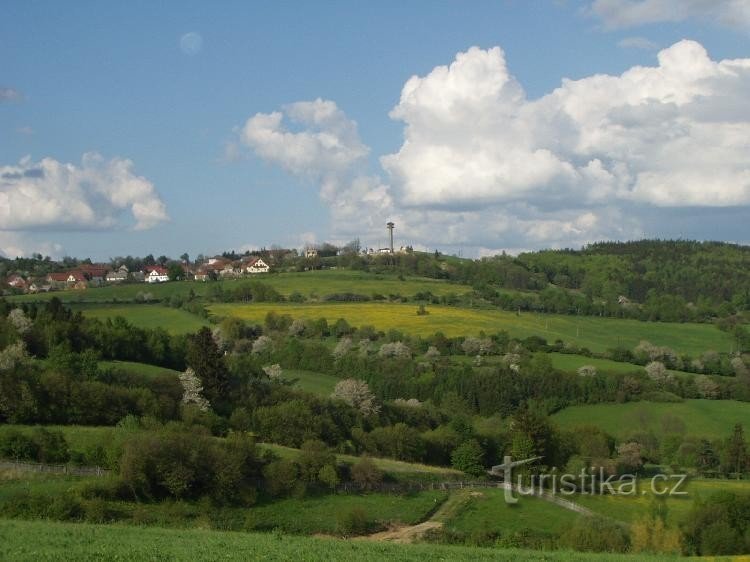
<box><xmin>618</xmin><ymin>36</ymin><xmax>659</xmax><ymax>49</ymax></box>
<box><xmin>0</xmin><ymin>232</ymin><xmax>63</xmax><ymax>259</ymax></box>
<box><xmin>0</xmin><ymin>87</ymin><xmax>22</xmax><ymax>102</ymax></box>
<box><xmin>239</xmin><ymin>99</ymin><xmax>390</xmax><ymax>241</ymax></box>
<box><xmin>587</xmin><ymin>0</ymin><xmax>750</xmax><ymax>30</ymax></box>
<box><xmin>384</xmin><ymin>41</ymin><xmax>750</xmax><ymax>212</ymax></box>
<box><xmin>240</xmin><ymin>40</ymin><xmax>750</xmax><ymax>254</ymax></box>
<box><xmin>241</xmin><ymin>99</ymin><xmax>369</xmax><ymax>180</ymax></box>
<box><xmin>0</xmin><ymin>153</ymin><xmax>169</xmax><ymax>231</ymax></box>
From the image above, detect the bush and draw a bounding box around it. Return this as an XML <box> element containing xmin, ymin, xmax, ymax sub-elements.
<box><xmin>336</xmin><ymin>507</ymin><xmax>373</xmax><ymax>536</ymax></box>
<box><xmin>350</xmin><ymin>456</ymin><xmax>383</xmax><ymax>490</ymax></box>
<box><xmin>451</xmin><ymin>439</ymin><xmax>486</xmax><ymax>477</ymax></box>
<box><xmin>262</xmin><ymin>459</ymin><xmax>299</xmax><ymax>498</ymax></box>
<box><xmin>559</xmin><ymin>517</ymin><xmax>630</xmax><ymax>553</ymax></box>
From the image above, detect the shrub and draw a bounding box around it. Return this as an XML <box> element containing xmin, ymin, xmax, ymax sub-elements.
<box><xmin>350</xmin><ymin>456</ymin><xmax>383</xmax><ymax>490</ymax></box>
<box><xmin>451</xmin><ymin>439</ymin><xmax>486</xmax><ymax>477</ymax></box>
<box><xmin>559</xmin><ymin>517</ymin><xmax>630</xmax><ymax>553</ymax></box>
<box><xmin>336</xmin><ymin>507</ymin><xmax>372</xmax><ymax>537</ymax></box>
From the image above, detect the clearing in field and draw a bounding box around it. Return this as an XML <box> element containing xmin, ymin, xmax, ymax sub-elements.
<box><xmin>75</xmin><ymin>304</ymin><xmax>209</xmax><ymax>335</ymax></box>
<box><xmin>210</xmin><ymin>302</ymin><xmax>732</xmax><ymax>355</ymax></box>
<box><xmin>552</xmin><ymin>399</ymin><xmax>750</xmax><ymax>439</ymax></box>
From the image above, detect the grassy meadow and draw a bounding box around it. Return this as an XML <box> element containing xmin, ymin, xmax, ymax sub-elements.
<box><xmin>99</xmin><ymin>360</ymin><xmax>181</xmax><ymax>378</ymax></box>
<box><xmin>573</xmin><ymin>478</ymin><xmax>750</xmax><ymax>526</ymax></box>
<box><xmin>552</xmin><ymin>399</ymin><xmax>750</xmax><ymax>439</ymax></box>
<box><xmin>284</xmin><ymin>369</ymin><xmax>341</xmax><ymax>397</ymax></box>
<box><xmin>210</xmin><ymin>302</ymin><xmax>732</xmax><ymax>355</ymax></box>
<box><xmin>74</xmin><ymin>304</ymin><xmax>209</xmax><ymax>335</ymax></box>
<box><xmin>442</xmin><ymin>488</ymin><xmax>580</xmax><ymax>535</ymax></box>
<box><xmin>0</xmin><ymin>519</ymin><xmax>672</xmax><ymax>561</ymax></box>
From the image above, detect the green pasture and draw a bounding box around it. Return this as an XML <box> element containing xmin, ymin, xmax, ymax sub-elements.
<box><xmin>99</xmin><ymin>360</ymin><xmax>181</xmax><ymax>378</ymax></box>
<box><xmin>574</xmin><ymin>478</ymin><xmax>750</xmax><ymax>526</ymax></box>
<box><xmin>545</xmin><ymin>353</ymin><xmax>693</xmax><ymax>377</ymax></box>
<box><xmin>75</xmin><ymin>304</ymin><xmax>209</xmax><ymax>335</ymax></box>
<box><xmin>284</xmin><ymin>369</ymin><xmax>341</xmax><ymax>397</ymax></box>
<box><xmin>443</xmin><ymin>488</ymin><xmax>581</xmax><ymax>536</ymax></box>
<box><xmin>552</xmin><ymin>399</ymin><xmax>750</xmax><ymax>439</ymax></box>
<box><xmin>210</xmin><ymin>302</ymin><xmax>732</xmax><ymax>355</ymax></box>
<box><xmin>0</xmin><ymin>519</ymin><xmax>672</xmax><ymax>561</ymax></box>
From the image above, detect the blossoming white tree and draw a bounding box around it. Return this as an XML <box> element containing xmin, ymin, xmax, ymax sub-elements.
<box><xmin>179</xmin><ymin>367</ymin><xmax>210</xmax><ymax>411</ymax></box>
<box><xmin>331</xmin><ymin>379</ymin><xmax>380</xmax><ymax>416</ymax></box>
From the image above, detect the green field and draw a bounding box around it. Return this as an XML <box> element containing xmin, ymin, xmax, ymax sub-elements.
<box><xmin>545</xmin><ymin>353</ymin><xmax>691</xmax><ymax>377</ymax></box>
<box><xmin>0</xmin><ymin>519</ymin><xmax>670</xmax><ymax>561</ymax></box>
<box><xmin>7</xmin><ymin>271</ymin><xmax>471</xmax><ymax>304</ymax></box>
<box><xmin>443</xmin><ymin>488</ymin><xmax>581</xmax><ymax>535</ymax></box>
<box><xmin>574</xmin><ymin>478</ymin><xmax>750</xmax><ymax>526</ymax></box>
<box><xmin>552</xmin><ymin>399</ymin><xmax>750</xmax><ymax>439</ymax></box>
<box><xmin>99</xmin><ymin>360</ymin><xmax>181</xmax><ymax>378</ymax></box>
<box><xmin>211</xmin><ymin>302</ymin><xmax>732</xmax><ymax>355</ymax></box>
<box><xmin>76</xmin><ymin>305</ymin><xmax>209</xmax><ymax>335</ymax></box>
<box><xmin>285</xmin><ymin>369</ymin><xmax>341</xmax><ymax>396</ymax></box>
<box><xmin>246</xmin><ymin>491</ymin><xmax>447</xmax><ymax>534</ymax></box>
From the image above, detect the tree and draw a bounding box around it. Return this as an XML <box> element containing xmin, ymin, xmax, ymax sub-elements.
<box><xmin>350</xmin><ymin>456</ymin><xmax>383</xmax><ymax>490</ymax></box>
<box><xmin>450</xmin><ymin>439</ymin><xmax>485</xmax><ymax>476</ymax></box>
<box><xmin>726</xmin><ymin>423</ymin><xmax>748</xmax><ymax>477</ymax></box>
<box><xmin>167</xmin><ymin>262</ymin><xmax>184</xmax><ymax>281</ymax></box>
<box><xmin>179</xmin><ymin>367</ymin><xmax>210</xmax><ymax>411</ymax></box>
<box><xmin>331</xmin><ymin>379</ymin><xmax>380</xmax><ymax>416</ymax></box>
<box><xmin>8</xmin><ymin>309</ymin><xmax>32</xmax><ymax>335</ymax></box>
<box><xmin>186</xmin><ymin>327</ymin><xmax>229</xmax><ymax>410</ymax></box>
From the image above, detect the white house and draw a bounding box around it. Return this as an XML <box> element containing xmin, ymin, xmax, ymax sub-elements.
<box><xmin>245</xmin><ymin>257</ymin><xmax>270</xmax><ymax>274</ymax></box>
<box><xmin>145</xmin><ymin>267</ymin><xmax>169</xmax><ymax>283</ymax></box>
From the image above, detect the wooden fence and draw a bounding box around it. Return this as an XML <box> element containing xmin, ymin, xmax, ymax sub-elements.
<box><xmin>0</xmin><ymin>459</ymin><xmax>110</xmax><ymax>477</ymax></box>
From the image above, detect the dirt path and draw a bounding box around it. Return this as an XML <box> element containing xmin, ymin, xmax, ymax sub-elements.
<box><xmin>359</xmin><ymin>484</ymin><xmax>599</xmax><ymax>544</ymax></box>
<box><xmin>358</xmin><ymin>490</ymin><xmax>482</xmax><ymax>544</ymax></box>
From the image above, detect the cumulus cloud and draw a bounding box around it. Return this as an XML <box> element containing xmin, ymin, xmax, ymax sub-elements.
<box><xmin>0</xmin><ymin>153</ymin><xmax>169</xmax><ymax>231</ymax></box>
<box><xmin>0</xmin><ymin>87</ymin><xmax>22</xmax><ymax>102</ymax></box>
<box><xmin>0</xmin><ymin>232</ymin><xmax>63</xmax><ymax>259</ymax></box>
<box><xmin>240</xmin><ymin>40</ymin><xmax>750</xmax><ymax>253</ymax></box>
<box><xmin>587</xmin><ymin>0</ymin><xmax>750</xmax><ymax>30</ymax></box>
<box><xmin>384</xmin><ymin>41</ymin><xmax>750</xmax><ymax>211</ymax></box>
<box><xmin>239</xmin><ymin>99</ymin><xmax>391</xmax><ymax>240</ymax></box>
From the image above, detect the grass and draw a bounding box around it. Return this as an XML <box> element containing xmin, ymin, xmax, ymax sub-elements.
<box><xmin>552</xmin><ymin>399</ymin><xmax>750</xmax><ymax>439</ymax></box>
<box><xmin>0</xmin><ymin>519</ymin><xmax>671</xmax><ymax>561</ymax></box>
<box><xmin>443</xmin><ymin>488</ymin><xmax>581</xmax><ymax>535</ymax></box>
<box><xmin>257</xmin><ymin>443</ymin><xmax>463</xmax><ymax>478</ymax></box>
<box><xmin>0</xmin><ymin>425</ymin><xmax>117</xmax><ymax>457</ymax></box>
<box><xmin>0</xmin><ymin>424</ymin><xmax>461</xmax><ymax>479</ymax></box>
<box><xmin>99</xmin><ymin>360</ymin><xmax>181</xmax><ymax>378</ymax></box>
<box><xmin>74</xmin><ymin>304</ymin><xmax>209</xmax><ymax>335</ymax></box>
<box><xmin>545</xmin><ymin>353</ymin><xmax>689</xmax><ymax>377</ymax></box>
<box><xmin>210</xmin><ymin>302</ymin><xmax>733</xmax><ymax>355</ymax></box>
<box><xmin>7</xmin><ymin>270</ymin><xmax>471</xmax><ymax>304</ymax></box>
<box><xmin>246</xmin><ymin>491</ymin><xmax>447</xmax><ymax>534</ymax></box>
<box><xmin>573</xmin><ymin>478</ymin><xmax>750</xmax><ymax>526</ymax></box>
<box><xmin>284</xmin><ymin>369</ymin><xmax>341</xmax><ymax>397</ymax></box>
<box><xmin>547</xmin><ymin>353</ymin><xmax>646</xmax><ymax>374</ymax></box>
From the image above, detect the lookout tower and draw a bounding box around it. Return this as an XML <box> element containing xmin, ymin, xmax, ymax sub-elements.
<box><xmin>386</xmin><ymin>222</ymin><xmax>395</xmax><ymax>253</ymax></box>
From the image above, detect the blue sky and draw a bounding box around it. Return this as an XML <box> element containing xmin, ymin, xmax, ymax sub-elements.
<box><xmin>1</xmin><ymin>1</ymin><xmax>749</xmax><ymax>260</ymax></box>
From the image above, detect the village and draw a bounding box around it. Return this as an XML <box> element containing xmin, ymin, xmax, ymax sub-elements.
<box><xmin>1</xmin><ymin>223</ymin><xmax>416</xmax><ymax>295</ymax></box>
<box><xmin>2</xmin><ymin>254</ymin><xmax>272</xmax><ymax>295</ymax></box>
